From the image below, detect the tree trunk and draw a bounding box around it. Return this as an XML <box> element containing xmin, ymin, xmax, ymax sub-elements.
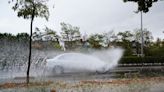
<box><xmin>27</xmin><ymin>14</ymin><xmax>34</xmax><ymax>84</ymax></box>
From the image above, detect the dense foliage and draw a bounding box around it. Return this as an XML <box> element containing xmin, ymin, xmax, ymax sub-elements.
<box><xmin>119</xmin><ymin>56</ymin><xmax>164</xmax><ymax>65</ymax></box>
<box><xmin>123</xmin><ymin>0</ymin><xmax>158</xmax><ymax>13</ymax></box>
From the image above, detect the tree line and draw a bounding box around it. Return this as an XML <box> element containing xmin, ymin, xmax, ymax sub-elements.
<box><xmin>1</xmin><ymin>23</ymin><xmax>164</xmax><ymax>57</ymax></box>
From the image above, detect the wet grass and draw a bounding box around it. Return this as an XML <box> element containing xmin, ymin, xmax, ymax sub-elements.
<box><xmin>0</xmin><ymin>73</ymin><xmax>164</xmax><ymax>92</ymax></box>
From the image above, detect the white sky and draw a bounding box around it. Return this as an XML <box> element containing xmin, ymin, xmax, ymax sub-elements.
<box><xmin>0</xmin><ymin>0</ymin><xmax>164</xmax><ymax>40</ymax></box>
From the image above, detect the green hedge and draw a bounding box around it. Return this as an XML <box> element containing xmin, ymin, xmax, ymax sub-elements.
<box><xmin>119</xmin><ymin>56</ymin><xmax>164</xmax><ymax>64</ymax></box>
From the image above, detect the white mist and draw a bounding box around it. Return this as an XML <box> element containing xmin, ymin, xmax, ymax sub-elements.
<box><xmin>46</xmin><ymin>48</ymin><xmax>124</xmax><ymax>74</ymax></box>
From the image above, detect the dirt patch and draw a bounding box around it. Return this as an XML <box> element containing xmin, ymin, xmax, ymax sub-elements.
<box><xmin>0</xmin><ymin>81</ymin><xmax>53</xmax><ymax>89</ymax></box>
<box><xmin>1</xmin><ymin>77</ymin><xmax>164</xmax><ymax>91</ymax></box>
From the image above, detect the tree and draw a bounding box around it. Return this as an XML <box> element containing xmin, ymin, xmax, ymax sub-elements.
<box><xmin>133</xmin><ymin>28</ymin><xmax>153</xmax><ymax>46</ymax></box>
<box><xmin>156</xmin><ymin>38</ymin><xmax>162</xmax><ymax>47</ymax></box>
<box><xmin>0</xmin><ymin>33</ymin><xmax>15</xmax><ymax>40</ymax></box>
<box><xmin>60</xmin><ymin>22</ymin><xmax>81</xmax><ymax>41</ymax></box>
<box><xmin>33</xmin><ymin>26</ymin><xmax>59</xmax><ymax>41</ymax></box>
<box><xmin>60</xmin><ymin>22</ymin><xmax>81</xmax><ymax>49</ymax></box>
<box><xmin>16</xmin><ymin>33</ymin><xmax>29</xmax><ymax>42</ymax></box>
<box><xmin>10</xmin><ymin>0</ymin><xmax>49</xmax><ymax>83</ymax></box>
<box><xmin>117</xmin><ymin>31</ymin><xmax>134</xmax><ymax>56</ymax></box>
<box><xmin>123</xmin><ymin>0</ymin><xmax>158</xmax><ymax>13</ymax></box>
<box><xmin>132</xmin><ymin>29</ymin><xmax>153</xmax><ymax>56</ymax></box>
<box><xmin>88</xmin><ymin>34</ymin><xmax>104</xmax><ymax>49</ymax></box>
<box><xmin>103</xmin><ymin>30</ymin><xmax>116</xmax><ymax>47</ymax></box>
<box><xmin>32</xmin><ymin>27</ymin><xmax>42</xmax><ymax>41</ymax></box>
<box><xmin>43</xmin><ymin>26</ymin><xmax>59</xmax><ymax>41</ymax></box>
<box><xmin>44</xmin><ymin>26</ymin><xmax>57</xmax><ymax>36</ymax></box>
<box><xmin>117</xmin><ymin>31</ymin><xmax>133</xmax><ymax>42</ymax></box>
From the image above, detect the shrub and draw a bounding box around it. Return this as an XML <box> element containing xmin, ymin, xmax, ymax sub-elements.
<box><xmin>119</xmin><ymin>56</ymin><xmax>164</xmax><ymax>64</ymax></box>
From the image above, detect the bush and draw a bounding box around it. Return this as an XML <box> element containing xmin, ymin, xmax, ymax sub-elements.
<box><xmin>53</xmin><ymin>43</ymin><xmax>61</xmax><ymax>49</ymax></box>
<box><xmin>119</xmin><ymin>56</ymin><xmax>164</xmax><ymax>64</ymax></box>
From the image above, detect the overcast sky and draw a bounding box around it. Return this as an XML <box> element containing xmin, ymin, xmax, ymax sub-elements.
<box><xmin>0</xmin><ymin>0</ymin><xmax>164</xmax><ymax>40</ymax></box>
